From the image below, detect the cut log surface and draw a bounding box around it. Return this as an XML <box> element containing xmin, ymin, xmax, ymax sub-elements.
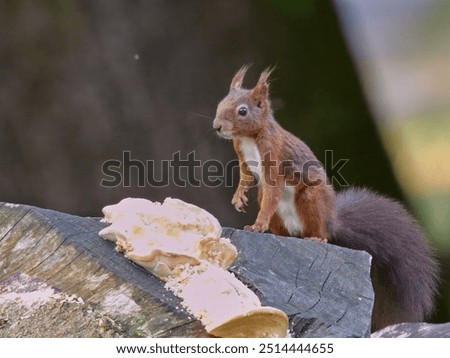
<box><xmin>0</xmin><ymin>202</ymin><xmax>374</xmax><ymax>337</ymax></box>
<box><xmin>224</xmin><ymin>228</ymin><xmax>374</xmax><ymax>338</ymax></box>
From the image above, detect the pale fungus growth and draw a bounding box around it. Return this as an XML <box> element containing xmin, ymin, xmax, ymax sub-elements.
<box><xmin>99</xmin><ymin>197</ymin><xmax>288</xmax><ymax>337</ymax></box>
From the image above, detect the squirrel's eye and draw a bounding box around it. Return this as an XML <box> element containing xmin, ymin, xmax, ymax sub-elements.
<box><xmin>238</xmin><ymin>106</ymin><xmax>248</xmax><ymax>116</ymax></box>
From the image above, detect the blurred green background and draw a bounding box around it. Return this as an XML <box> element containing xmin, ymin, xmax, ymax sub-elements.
<box><xmin>0</xmin><ymin>0</ymin><xmax>448</xmax><ymax>324</ymax></box>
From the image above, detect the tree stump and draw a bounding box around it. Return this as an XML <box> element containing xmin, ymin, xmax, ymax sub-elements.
<box><xmin>0</xmin><ymin>202</ymin><xmax>373</xmax><ymax>337</ymax></box>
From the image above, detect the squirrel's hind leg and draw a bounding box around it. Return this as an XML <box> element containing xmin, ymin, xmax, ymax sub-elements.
<box><xmin>296</xmin><ymin>184</ymin><xmax>335</xmax><ymax>242</ymax></box>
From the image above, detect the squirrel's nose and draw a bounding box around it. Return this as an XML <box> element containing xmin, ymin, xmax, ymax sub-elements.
<box><xmin>213</xmin><ymin>118</ymin><xmax>221</xmax><ymax>132</ymax></box>
<box><xmin>213</xmin><ymin>119</ymin><xmax>222</xmax><ymax>132</ymax></box>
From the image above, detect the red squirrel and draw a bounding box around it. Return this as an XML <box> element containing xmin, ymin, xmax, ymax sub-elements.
<box><xmin>213</xmin><ymin>65</ymin><xmax>439</xmax><ymax>332</ymax></box>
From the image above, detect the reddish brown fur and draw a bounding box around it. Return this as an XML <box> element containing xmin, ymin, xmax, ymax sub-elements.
<box><xmin>213</xmin><ymin>66</ymin><xmax>335</xmax><ymax>240</ymax></box>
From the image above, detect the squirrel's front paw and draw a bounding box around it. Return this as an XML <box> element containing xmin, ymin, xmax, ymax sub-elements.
<box><xmin>244</xmin><ymin>222</ymin><xmax>269</xmax><ymax>233</ymax></box>
<box><xmin>231</xmin><ymin>191</ymin><xmax>248</xmax><ymax>213</ymax></box>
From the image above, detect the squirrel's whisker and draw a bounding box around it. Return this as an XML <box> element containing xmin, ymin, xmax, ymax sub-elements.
<box><xmin>189</xmin><ymin>111</ymin><xmax>214</xmax><ymax>120</ymax></box>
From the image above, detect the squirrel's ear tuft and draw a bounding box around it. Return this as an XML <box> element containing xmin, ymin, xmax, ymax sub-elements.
<box><xmin>230</xmin><ymin>64</ymin><xmax>251</xmax><ymax>91</ymax></box>
<box><xmin>250</xmin><ymin>66</ymin><xmax>274</xmax><ymax>105</ymax></box>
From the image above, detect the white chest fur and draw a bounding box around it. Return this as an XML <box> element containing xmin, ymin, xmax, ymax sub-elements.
<box><xmin>238</xmin><ymin>137</ymin><xmax>303</xmax><ymax>236</ymax></box>
<box><xmin>239</xmin><ymin>137</ymin><xmax>262</xmax><ymax>182</ymax></box>
<box><xmin>277</xmin><ymin>185</ymin><xmax>303</xmax><ymax>236</ymax></box>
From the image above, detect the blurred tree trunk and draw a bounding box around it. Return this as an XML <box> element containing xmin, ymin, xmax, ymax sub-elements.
<box><xmin>0</xmin><ymin>0</ymin><xmax>403</xmax><ymax>227</ymax></box>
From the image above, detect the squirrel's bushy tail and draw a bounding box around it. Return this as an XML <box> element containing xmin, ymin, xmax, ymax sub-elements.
<box><xmin>333</xmin><ymin>187</ymin><xmax>439</xmax><ymax>332</ymax></box>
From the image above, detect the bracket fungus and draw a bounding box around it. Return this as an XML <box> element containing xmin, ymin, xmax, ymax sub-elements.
<box><xmin>99</xmin><ymin>197</ymin><xmax>288</xmax><ymax>337</ymax></box>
